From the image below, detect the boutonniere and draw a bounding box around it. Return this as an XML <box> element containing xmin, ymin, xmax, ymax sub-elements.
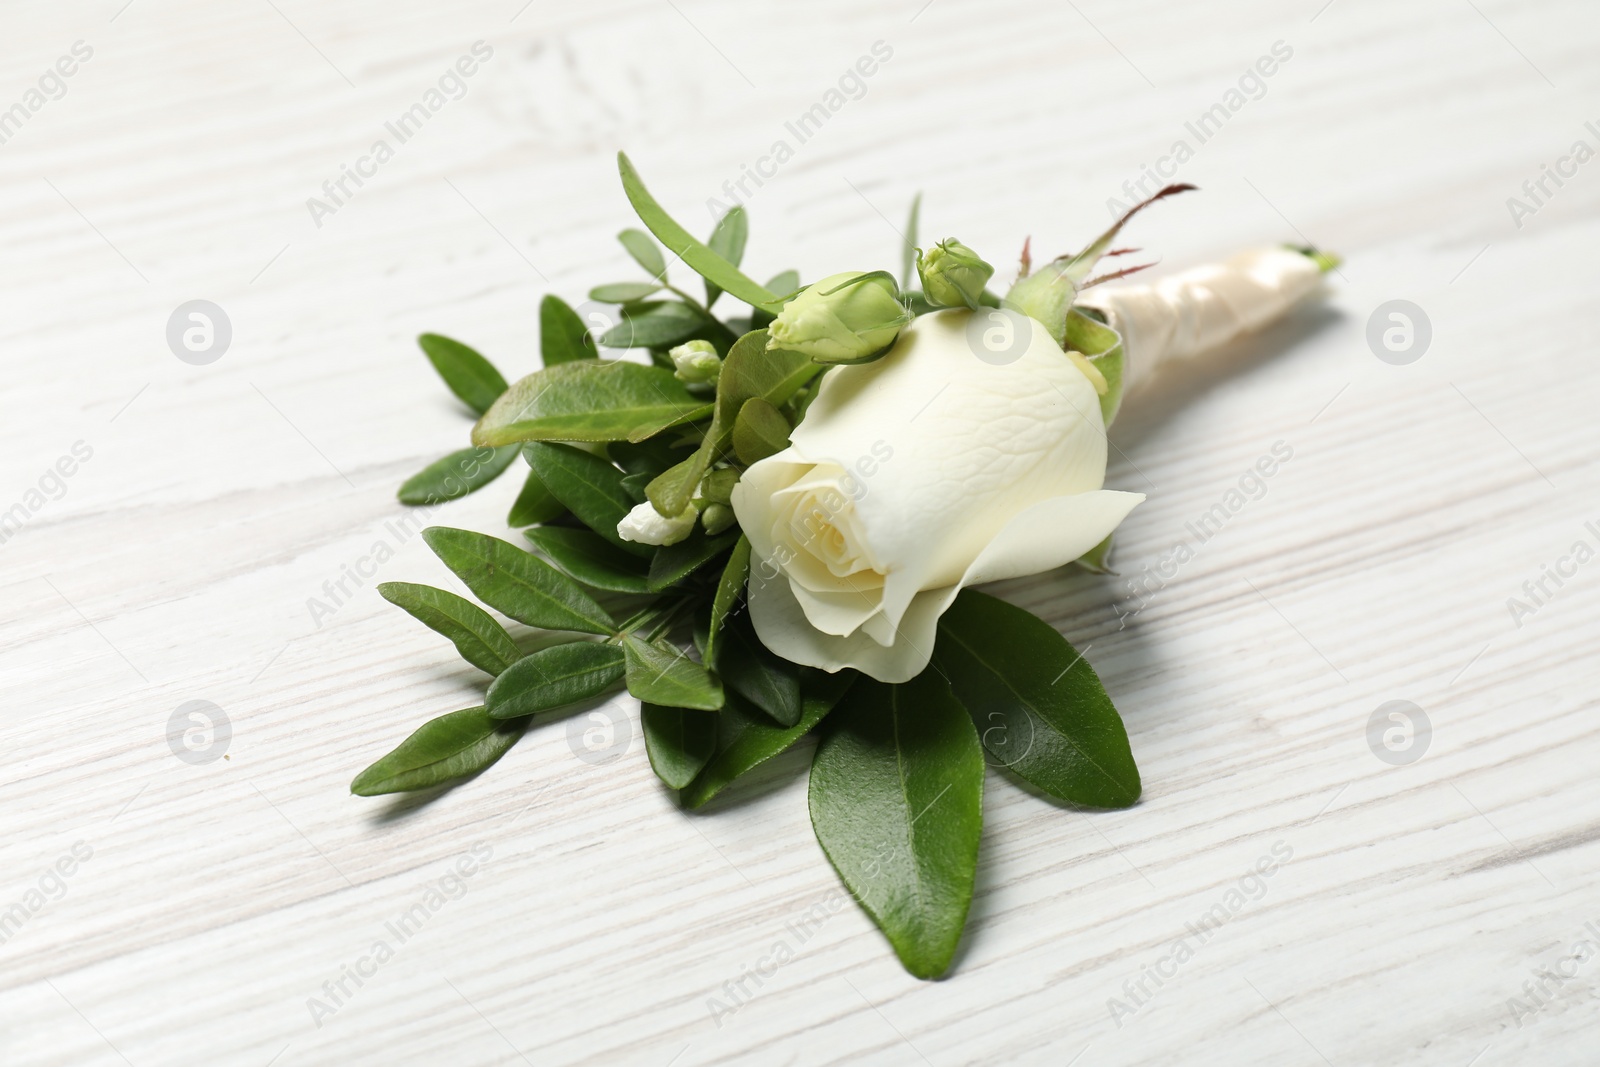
<box><xmin>353</xmin><ymin>154</ymin><xmax>1334</xmax><ymax>977</ymax></box>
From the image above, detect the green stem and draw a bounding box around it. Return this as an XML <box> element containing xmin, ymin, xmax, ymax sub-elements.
<box><xmin>666</xmin><ymin>285</ymin><xmax>739</xmax><ymax>345</ymax></box>
<box><xmin>644</xmin><ymin>598</ymin><xmax>694</xmax><ymax>642</ymax></box>
<box><xmin>610</xmin><ymin>596</ymin><xmax>693</xmax><ymax>643</ymax></box>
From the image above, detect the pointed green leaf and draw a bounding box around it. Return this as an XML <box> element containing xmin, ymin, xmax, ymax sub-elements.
<box><xmin>609</xmin><ymin>436</ymin><xmax>694</xmax><ymax>479</ymax></box>
<box><xmin>351</xmin><ymin>707</ymin><xmax>523</xmax><ymax>796</ymax></box>
<box><xmin>523</xmin><ymin>442</ymin><xmax>651</xmax><ymax>558</ymax></box>
<box><xmin>704</xmin><ymin>206</ymin><xmax>749</xmax><ymax>307</ymax></box>
<box><xmin>540</xmin><ymin>294</ymin><xmax>598</xmax><ymax>366</ymax></box>
<box><xmin>618</xmin><ymin>228</ymin><xmax>667</xmax><ymax>279</ymax></box>
<box><xmin>616</xmin><ymin>152</ymin><xmax>781</xmax><ymax>313</ymax></box>
<box><xmin>599</xmin><ymin>301</ymin><xmax>703</xmax><ymax>349</ymax></box>
<box><xmin>717</xmin><ymin>611</ymin><xmax>802</xmax><ymax>727</ymax></box>
<box><xmin>809</xmin><ymin>669</ymin><xmax>984</xmax><ymax>979</ymax></box>
<box><xmin>901</xmin><ymin>192</ymin><xmax>921</xmax><ymax>288</ymax></box>
<box><xmin>473</xmin><ymin>360</ymin><xmax>710</xmax><ymax>447</ymax></box>
<box><xmin>397</xmin><ymin>445</ymin><xmax>519</xmax><ymax>505</ymax></box>
<box><xmin>377</xmin><ymin>582</ymin><xmax>522</xmax><ymax>677</ymax></box>
<box><xmin>681</xmin><ymin>674</ymin><xmax>853</xmax><ymax>808</ymax></box>
<box><xmin>622</xmin><ymin>635</ymin><xmax>723</xmax><ymax>710</ymax></box>
<box><xmin>704</xmin><ymin>535</ymin><xmax>750</xmax><ymax>667</ymax></box>
<box><xmin>507</xmin><ymin>464</ymin><xmax>564</xmax><ymax>527</ymax></box>
<box><xmin>642</xmin><ymin>703</ymin><xmax>717</xmax><ymax>788</ymax></box>
<box><xmin>589</xmin><ymin>281</ymin><xmax>663</xmax><ymax>304</ymax></box>
<box><xmin>752</xmin><ymin>270</ymin><xmax>799</xmax><ymax>330</ymax></box>
<box><xmin>732</xmin><ymin>397</ymin><xmax>790</xmax><ymax>465</ymax></box>
<box><xmin>619</xmin><ymin>471</ymin><xmax>651</xmax><ymax>503</ymax></box>
<box><xmin>648</xmin><ymin>529</ymin><xmax>739</xmax><ymax>591</ymax></box>
<box><xmin>716</xmin><ymin>329</ymin><xmax>821</xmax><ymax>418</ymax></box>
<box><xmin>486</xmin><ymin>641</ymin><xmax>626</xmax><ymax>719</ymax></box>
<box><xmin>645</xmin><ymin>453</ymin><xmax>708</xmax><ymax>522</ymax></box>
<box><xmin>419</xmin><ymin>333</ymin><xmax>508</xmax><ymax>416</ymax></box>
<box><xmin>524</xmin><ymin>525</ymin><xmax>653</xmax><ymax>594</ymax></box>
<box><xmin>765</xmin><ymin>270</ymin><xmax>800</xmax><ymax>298</ymax></box>
<box><xmin>422</xmin><ymin>527</ymin><xmax>615</xmax><ymax>635</ymax></box>
<box><xmin>934</xmin><ymin>589</ymin><xmax>1139</xmax><ymax>808</ymax></box>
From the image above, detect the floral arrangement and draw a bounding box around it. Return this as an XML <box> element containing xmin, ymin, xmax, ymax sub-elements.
<box><xmin>351</xmin><ymin>153</ymin><xmax>1334</xmax><ymax>978</ymax></box>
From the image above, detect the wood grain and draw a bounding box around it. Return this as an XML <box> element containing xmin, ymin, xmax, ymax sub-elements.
<box><xmin>3</xmin><ymin>0</ymin><xmax>1598</xmax><ymax>1064</ymax></box>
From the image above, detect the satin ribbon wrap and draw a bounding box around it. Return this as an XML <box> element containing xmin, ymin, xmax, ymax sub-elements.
<box><xmin>1076</xmin><ymin>246</ymin><xmax>1322</xmax><ymax>393</ymax></box>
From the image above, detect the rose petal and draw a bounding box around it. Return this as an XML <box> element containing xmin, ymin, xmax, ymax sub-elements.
<box><xmin>748</xmin><ymin>488</ymin><xmax>1143</xmax><ymax>682</ymax></box>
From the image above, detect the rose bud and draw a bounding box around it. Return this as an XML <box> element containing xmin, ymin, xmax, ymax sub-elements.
<box><xmin>701</xmin><ymin>503</ymin><xmax>736</xmax><ymax>536</ymax></box>
<box><xmin>669</xmin><ymin>339</ymin><xmax>722</xmax><ymax>384</ymax></box>
<box><xmin>766</xmin><ymin>271</ymin><xmax>911</xmax><ymax>365</ymax></box>
<box><xmin>617</xmin><ymin>499</ymin><xmax>697</xmax><ymax>547</ymax></box>
<box><xmin>917</xmin><ymin>239</ymin><xmax>994</xmax><ymax>309</ymax></box>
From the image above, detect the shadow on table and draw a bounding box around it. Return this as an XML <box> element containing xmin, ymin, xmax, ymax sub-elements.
<box><xmin>1109</xmin><ymin>300</ymin><xmax>1345</xmax><ymax>445</ymax></box>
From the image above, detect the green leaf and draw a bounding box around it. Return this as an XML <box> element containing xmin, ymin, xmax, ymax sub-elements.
<box><xmin>704</xmin><ymin>206</ymin><xmax>749</xmax><ymax>308</ymax></box>
<box><xmin>644</xmin><ymin>454</ymin><xmax>706</xmax><ymax>521</ymax></box>
<box><xmin>397</xmin><ymin>445</ymin><xmax>519</xmax><ymax>505</ymax></box>
<box><xmin>717</xmin><ymin>329</ymin><xmax>821</xmax><ymax>417</ymax></box>
<box><xmin>422</xmin><ymin>527</ymin><xmax>615</xmax><ymax>635</ymax></box>
<box><xmin>619</xmin><ymin>471</ymin><xmax>651</xmax><ymax>503</ymax></box>
<box><xmin>717</xmin><ymin>611</ymin><xmax>802</xmax><ymax>727</ymax></box>
<box><xmin>765</xmin><ymin>270</ymin><xmax>800</xmax><ymax>298</ymax></box>
<box><xmin>618</xmin><ymin>227</ymin><xmax>667</xmax><ymax>279</ymax></box>
<box><xmin>589</xmin><ymin>281</ymin><xmax>663</xmax><ymax>304</ymax></box>
<box><xmin>901</xmin><ymin>192</ymin><xmax>921</xmax><ymax>289</ymax></box>
<box><xmin>646</xmin><ymin>329</ymin><xmax>818</xmax><ymax>517</ymax></box>
<box><xmin>934</xmin><ymin>589</ymin><xmax>1139</xmax><ymax>808</ymax></box>
<box><xmin>486</xmin><ymin>642</ymin><xmax>625</xmax><ymax>719</ymax></box>
<box><xmin>523</xmin><ymin>442</ymin><xmax>651</xmax><ymax>558</ymax></box>
<box><xmin>641</xmin><ymin>703</ymin><xmax>717</xmax><ymax>788</ymax></box>
<box><xmin>616</xmin><ymin>152</ymin><xmax>781</xmax><ymax>313</ymax></box>
<box><xmin>540</xmin><ymin>294</ymin><xmax>598</xmax><ymax>366</ymax></box>
<box><xmin>704</xmin><ymin>535</ymin><xmax>750</xmax><ymax>667</ymax></box>
<box><xmin>351</xmin><ymin>707</ymin><xmax>522</xmax><ymax>796</ymax></box>
<box><xmin>1064</xmin><ymin>307</ymin><xmax>1126</xmax><ymax>426</ymax></box>
<box><xmin>809</xmin><ymin>669</ymin><xmax>984</xmax><ymax>979</ymax></box>
<box><xmin>418</xmin><ymin>333</ymin><xmax>508</xmax><ymax>416</ymax></box>
<box><xmin>507</xmin><ymin>464</ymin><xmax>564</xmax><ymax>527</ymax></box>
<box><xmin>609</xmin><ymin>436</ymin><xmax>692</xmax><ymax>479</ymax></box>
<box><xmin>681</xmin><ymin>675</ymin><xmax>853</xmax><ymax>808</ymax></box>
<box><xmin>752</xmin><ymin>270</ymin><xmax>799</xmax><ymax>330</ymax></box>
<box><xmin>622</xmin><ymin>635</ymin><xmax>723</xmax><ymax>710</ymax></box>
<box><xmin>599</xmin><ymin>301</ymin><xmax>703</xmax><ymax>349</ymax></box>
<box><xmin>524</xmin><ymin>526</ymin><xmax>653</xmax><ymax>594</ymax></box>
<box><xmin>473</xmin><ymin>361</ymin><xmax>711</xmax><ymax>447</ymax></box>
<box><xmin>377</xmin><ymin>582</ymin><xmax>522</xmax><ymax>677</ymax></box>
<box><xmin>649</xmin><ymin>529</ymin><xmax>739</xmax><ymax>591</ymax></box>
<box><xmin>732</xmin><ymin>398</ymin><xmax>791</xmax><ymax>465</ymax></box>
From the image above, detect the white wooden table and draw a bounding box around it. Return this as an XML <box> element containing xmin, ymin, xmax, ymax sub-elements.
<box><xmin>3</xmin><ymin>1</ymin><xmax>1597</xmax><ymax>1063</ymax></box>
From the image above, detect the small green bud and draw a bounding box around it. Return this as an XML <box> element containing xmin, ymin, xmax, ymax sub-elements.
<box><xmin>917</xmin><ymin>239</ymin><xmax>994</xmax><ymax>309</ymax></box>
<box><xmin>701</xmin><ymin>503</ymin><xmax>736</xmax><ymax>536</ymax></box>
<box><xmin>699</xmin><ymin>468</ymin><xmax>739</xmax><ymax>506</ymax></box>
<box><xmin>767</xmin><ymin>271</ymin><xmax>910</xmax><ymax>365</ymax></box>
<box><xmin>669</xmin><ymin>339</ymin><xmax>722</xmax><ymax>384</ymax></box>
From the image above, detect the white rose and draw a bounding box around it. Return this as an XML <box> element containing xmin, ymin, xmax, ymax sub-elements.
<box><xmin>731</xmin><ymin>308</ymin><xmax>1144</xmax><ymax>683</ymax></box>
<box><xmin>617</xmin><ymin>500</ymin><xmax>697</xmax><ymax>546</ymax></box>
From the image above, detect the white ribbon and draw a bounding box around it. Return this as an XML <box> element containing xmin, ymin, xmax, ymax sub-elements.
<box><xmin>1077</xmin><ymin>246</ymin><xmax>1323</xmax><ymax>392</ymax></box>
